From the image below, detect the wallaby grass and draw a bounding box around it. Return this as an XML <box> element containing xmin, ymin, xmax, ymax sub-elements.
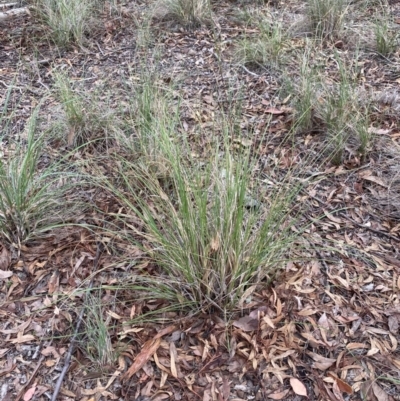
<box><xmin>96</xmin><ymin>70</ymin><xmax>309</xmax><ymax>315</ymax></box>
<box><xmin>235</xmin><ymin>19</ymin><xmax>289</xmax><ymax>69</ymax></box>
<box><xmin>156</xmin><ymin>0</ymin><xmax>212</xmax><ymax>27</ymax></box>
<box><xmin>0</xmin><ymin>106</ymin><xmax>82</xmax><ymax>245</ymax></box>
<box><xmin>31</xmin><ymin>0</ymin><xmax>103</xmax><ymax>47</ymax></box>
<box><xmin>305</xmin><ymin>0</ymin><xmax>348</xmax><ymax>40</ymax></box>
<box><xmin>31</xmin><ymin>0</ymin><xmax>92</xmax><ymax>47</ymax></box>
<box><xmin>82</xmin><ymin>291</ymin><xmax>116</xmax><ymax>368</ymax></box>
<box><xmin>374</xmin><ymin>14</ymin><xmax>399</xmax><ymax>57</ymax></box>
<box><xmin>53</xmin><ymin>73</ymin><xmax>117</xmax><ymax>148</ymax></box>
<box><xmin>281</xmin><ymin>45</ymin><xmax>372</xmax><ymax>164</ymax></box>
<box><xmin>107</xmin><ymin>139</ymin><xmax>304</xmax><ymax>314</ymax></box>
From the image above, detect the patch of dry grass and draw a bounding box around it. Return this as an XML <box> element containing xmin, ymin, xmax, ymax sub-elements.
<box><xmin>154</xmin><ymin>0</ymin><xmax>212</xmax><ymax>27</ymax></box>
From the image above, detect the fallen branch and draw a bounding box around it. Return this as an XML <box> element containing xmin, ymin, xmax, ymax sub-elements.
<box><xmin>0</xmin><ymin>7</ymin><xmax>29</xmax><ymax>21</ymax></box>
<box><xmin>0</xmin><ymin>3</ymin><xmax>19</xmax><ymax>9</ymax></box>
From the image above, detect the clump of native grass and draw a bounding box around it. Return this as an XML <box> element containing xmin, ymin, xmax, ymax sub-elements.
<box><xmin>157</xmin><ymin>0</ymin><xmax>212</xmax><ymax>27</ymax></box>
<box><xmin>374</xmin><ymin>14</ymin><xmax>399</xmax><ymax>57</ymax></box>
<box><xmin>32</xmin><ymin>0</ymin><xmax>99</xmax><ymax>47</ymax></box>
<box><xmin>54</xmin><ymin>73</ymin><xmax>116</xmax><ymax>148</ymax></box>
<box><xmin>305</xmin><ymin>0</ymin><xmax>348</xmax><ymax>40</ymax></box>
<box><xmin>319</xmin><ymin>56</ymin><xmax>372</xmax><ymax>163</ymax></box>
<box><xmin>285</xmin><ymin>50</ymin><xmax>372</xmax><ymax>163</ymax></box>
<box><xmin>132</xmin><ymin>8</ymin><xmax>154</xmax><ymax>49</ymax></box>
<box><xmin>320</xmin><ymin>78</ymin><xmax>370</xmax><ymax>163</ymax></box>
<box><xmin>81</xmin><ymin>291</ymin><xmax>116</xmax><ymax>369</ymax></box>
<box><xmin>235</xmin><ymin>12</ymin><xmax>289</xmax><ymax>69</ymax></box>
<box><xmin>282</xmin><ymin>47</ymin><xmax>319</xmax><ymax>134</ymax></box>
<box><xmin>102</xmin><ymin>76</ymin><xmax>305</xmax><ymax>315</ymax></box>
<box><xmin>0</xmin><ymin>106</ymin><xmax>80</xmax><ymax>245</ymax></box>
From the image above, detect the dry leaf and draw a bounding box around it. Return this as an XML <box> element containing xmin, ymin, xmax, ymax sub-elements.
<box><xmin>41</xmin><ymin>346</ymin><xmax>61</xmax><ymax>358</ymax></box>
<box><xmin>233</xmin><ymin>316</ymin><xmax>258</xmax><ymax>332</ymax></box>
<box><xmin>346</xmin><ymin>342</ymin><xmax>369</xmax><ymax>350</ymax></box>
<box><xmin>367</xmin><ymin>127</ymin><xmax>391</xmax><ymax>135</ymax></box>
<box><xmin>327</xmin><ymin>373</ymin><xmax>353</xmax><ymax>395</ymax></box>
<box><xmin>361</xmin><ymin>175</ymin><xmax>387</xmax><ymax>188</ymax></box>
<box><xmin>318</xmin><ymin>312</ymin><xmax>330</xmax><ymax>329</ymax></box>
<box><xmin>308</xmin><ymin>352</ymin><xmax>336</xmax><ymax>370</ymax></box>
<box><xmin>0</xmin><ymin>245</ymin><xmax>11</xmax><ymax>270</ymax></box>
<box><xmin>263</xmin><ymin>315</ymin><xmax>275</xmax><ymax>329</ymax></box>
<box><xmin>0</xmin><ymin>359</ymin><xmax>16</xmax><ymax>375</ymax></box>
<box><xmin>267</xmin><ymin>389</ymin><xmax>289</xmax><ymax>400</ymax></box>
<box><xmin>10</xmin><ymin>333</ymin><xmax>35</xmax><ymax>344</ymax></box>
<box><xmin>23</xmin><ymin>386</ymin><xmax>36</xmax><ymax>401</ymax></box>
<box><xmin>290</xmin><ymin>378</ymin><xmax>307</xmax><ymax>397</ymax></box>
<box><xmin>388</xmin><ymin>316</ymin><xmax>399</xmax><ymax>334</ymax></box>
<box><xmin>170</xmin><ymin>342</ymin><xmax>178</xmax><ymax>378</ymax></box>
<box><xmin>122</xmin><ymin>337</ymin><xmax>161</xmax><ymax>379</ymax></box>
<box><xmin>265</xmin><ymin>107</ymin><xmax>285</xmax><ymax>115</ymax></box>
<box><xmin>154</xmin><ymin>325</ymin><xmax>177</xmax><ymax>340</ymax></box>
<box><xmin>336</xmin><ymin>378</ymin><xmax>353</xmax><ymax>395</ymax></box>
<box><xmin>0</xmin><ymin>270</ymin><xmax>13</xmax><ymax>280</ymax></box>
<box><xmin>301</xmin><ymin>332</ymin><xmax>326</xmax><ymax>347</ymax></box>
<box><xmin>323</xmin><ymin>210</ymin><xmax>343</xmax><ymax>224</ymax></box>
<box><xmin>153</xmin><ymin>393</ymin><xmax>170</xmax><ymax>401</ymax></box>
<box><xmin>234</xmin><ymin>138</ymin><xmax>253</xmax><ymax>147</ymax></box>
<box><xmin>221</xmin><ymin>378</ymin><xmax>231</xmax><ymax>401</ymax></box>
<box><xmin>360</xmin><ymin>380</ymin><xmax>376</xmax><ymax>401</ymax></box>
<box><xmin>372</xmin><ymin>382</ymin><xmax>389</xmax><ymax>401</ymax></box>
<box><xmin>48</xmin><ymin>270</ymin><xmax>59</xmax><ymax>294</ymax></box>
<box><xmin>332</xmin><ymin>381</ymin><xmax>345</xmax><ymax>401</ymax></box>
<box><xmin>298</xmin><ymin>308</ymin><xmax>317</xmax><ymax>316</ymax></box>
<box><xmin>203</xmin><ymin>95</ymin><xmax>214</xmax><ymax>105</ymax></box>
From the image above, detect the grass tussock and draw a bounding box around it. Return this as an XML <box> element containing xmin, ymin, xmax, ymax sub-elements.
<box><xmin>319</xmin><ymin>72</ymin><xmax>371</xmax><ymax>164</ymax></box>
<box><xmin>32</xmin><ymin>0</ymin><xmax>98</xmax><ymax>47</ymax></box>
<box><xmin>306</xmin><ymin>0</ymin><xmax>348</xmax><ymax>40</ymax></box>
<box><xmin>284</xmin><ymin>50</ymin><xmax>372</xmax><ymax>163</ymax></box>
<box><xmin>0</xmin><ymin>108</ymin><xmax>79</xmax><ymax>245</ymax></box>
<box><xmin>54</xmin><ymin>73</ymin><xmax>116</xmax><ymax>148</ymax></box>
<box><xmin>235</xmin><ymin>18</ymin><xmax>288</xmax><ymax>68</ymax></box>
<box><xmin>157</xmin><ymin>0</ymin><xmax>212</xmax><ymax>27</ymax></box>
<box><xmin>102</xmin><ymin>77</ymin><xmax>305</xmax><ymax>314</ymax></box>
<box><xmin>112</xmin><ymin>140</ymin><xmax>302</xmax><ymax>313</ymax></box>
<box><xmin>83</xmin><ymin>292</ymin><xmax>116</xmax><ymax>368</ymax></box>
<box><xmin>374</xmin><ymin>15</ymin><xmax>399</xmax><ymax>57</ymax></box>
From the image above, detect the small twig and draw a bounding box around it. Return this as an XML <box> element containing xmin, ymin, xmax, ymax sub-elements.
<box><xmin>238</xmin><ymin>64</ymin><xmax>260</xmax><ymax>77</ymax></box>
<box><xmin>308</xmin><ymin>193</ymin><xmax>400</xmax><ymax>242</ymax></box>
<box><xmin>95</xmin><ymin>41</ymin><xmax>105</xmax><ymax>56</ymax></box>
<box><xmin>50</xmin><ymin>310</ymin><xmax>85</xmax><ymax>401</ymax></box>
<box><xmin>50</xmin><ymin>242</ymin><xmax>103</xmax><ymax>401</ymax></box>
<box><xmin>338</xmin><ymin>212</ymin><xmax>400</xmax><ymax>242</ymax></box>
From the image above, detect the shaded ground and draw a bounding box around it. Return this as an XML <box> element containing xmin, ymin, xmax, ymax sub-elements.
<box><xmin>0</xmin><ymin>0</ymin><xmax>400</xmax><ymax>400</ymax></box>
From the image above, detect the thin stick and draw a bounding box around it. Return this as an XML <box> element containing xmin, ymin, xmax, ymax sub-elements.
<box><xmin>50</xmin><ymin>242</ymin><xmax>103</xmax><ymax>401</ymax></box>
